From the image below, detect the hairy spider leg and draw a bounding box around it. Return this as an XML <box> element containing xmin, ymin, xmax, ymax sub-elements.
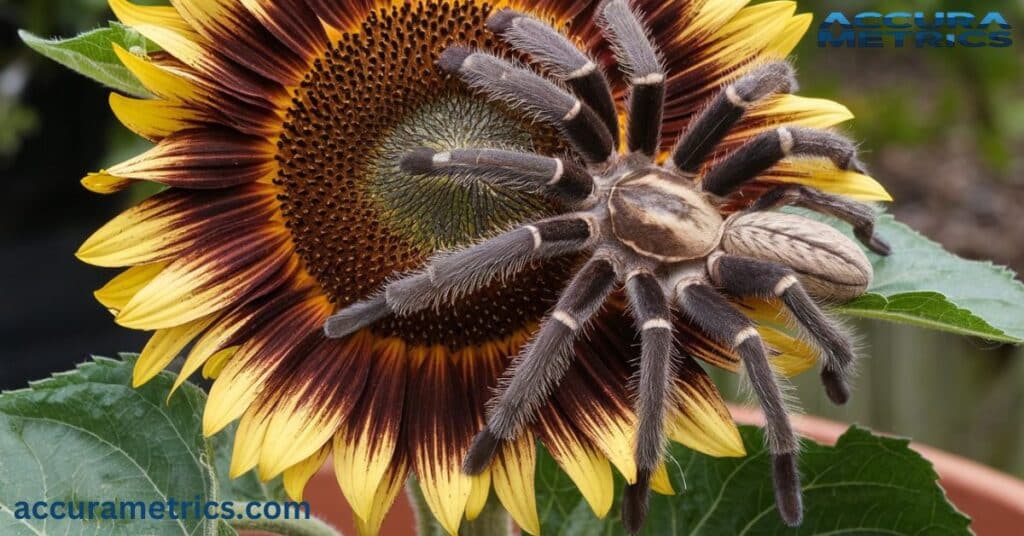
<box><xmin>464</xmin><ymin>256</ymin><xmax>618</xmax><ymax>474</ymax></box>
<box><xmin>622</xmin><ymin>269</ymin><xmax>675</xmax><ymax>535</ymax></box>
<box><xmin>749</xmin><ymin>185</ymin><xmax>892</xmax><ymax>255</ymax></box>
<box><xmin>675</xmin><ymin>279</ymin><xmax>803</xmax><ymax>527</ymax></box>
<box><xmin>598</xmin><ymin>0</ymin><xmax>665</xmax><ymax>158</ymax></box>
<box><xmin>400</xmin><ymin>146</ymin><xmax>595</xmax><ymax>206</ymax></box>
<box><xmin>438</xmin><ymin>47</ymin><xmax>614</xmax><ymax>165</ymax></box>
<box><xmin>323</xmin><ymin>214</ymin><xmax>596</xmax><ymax>339</ymax></box>
<box><xmin>710</xmin><ymin>254</ymin><xmax>857</xmax><ymax>405</ymax></box>
<box><xmin>670</xmin><ymin>62</ymin><xmax>797</xmax><ymax>175</ymax></box>
<box><xmin>701</xmin><ymin>126</ymin><xmax>867</xmax><ymax>196</ymax></box>
<box><xmin>488</xmin><ymin>9</ymin><xmax>620</xmax><ymax>147</ymax></box>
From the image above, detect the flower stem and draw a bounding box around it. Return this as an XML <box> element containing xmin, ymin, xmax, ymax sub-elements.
<box><xmin>406</xmin><ymin>477</ymin><xmax>510</xmax><ymax>536</ymax></box>
<box><xmin>227</xmin><ymin>515</ymin><xmax>342</xmax><ymax>536</ymax></box>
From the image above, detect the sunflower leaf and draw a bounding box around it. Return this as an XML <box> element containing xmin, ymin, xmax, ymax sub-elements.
<box><xmin>797</xmin><ymin>209</ymin><xmax>1024</xmax><ymax>343</ymax></box>
<box><xmin>0</xmin><ymin>355</ymin><xmax>286</xmax><ymax>535</ymax></box>
<box><xmin>19</xmin><ymin>23</ymin><xmax>153</xmax><ymax>98</ymax></box>
<box><xmin>535</xmin><ymin>425</ymin><xmax>971</xmax><ymax>535</ymax></box>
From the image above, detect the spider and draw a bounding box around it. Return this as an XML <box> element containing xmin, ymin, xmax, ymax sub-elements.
<box><xmin>324</xmin><ymin>0</ymin><xmax>891</xmax><ymax>531</ymax></box>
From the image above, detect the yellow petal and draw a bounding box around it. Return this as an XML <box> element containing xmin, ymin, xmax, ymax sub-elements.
<box><xmin>258</xmin><ymin>396</ymin><xmax>343</xmax><ymax>481</ymax></box>
<box><xmin>109</xmin><ymin>0</ymin><xmax>207</xmax><ymax>66</ymax></box>
<box><xmin>766</xmin><ymin>12</ymin><xmax>813</xmax><ymax>58</ymax></box>
<box><xmin>109</xmin><ymin>93</ymin><xmax>201</xmax><ymax>141</ymax></box>
<box><xmin>81</xmin><ymin>172</ymin><xmax>135</xmax><ymax>194</ymax></box>
<box><xmin>113</xmin><ymin>45</ymin><xmax>200</xmax><ymax>102</ymax></box>
<box><xmin>76</xmin><ymin>196</ymin><xmax>196</xmax><ymax>268</ymax></box>
<box><xmin>283</xmin><ymin>445</ymin><xmax>330</xmax><ymax>502</ymax></box>
<box><xmin>669</xmin><ymin>366</ymin><xmax>746</xmax><ymax>458</ymax></box>
<box><xmin>464</xmin><ymin>470</ymin><xmax>491</xmax><ymax>521</ymax></box>
<box><xmin>692</xmin><ymin>2</ymin><xmax>796</xmax><ymax>77</ymax></box>
<box><xmin>741</xmin><ymin>94</ymin><xmax>855</xmax><ymax>135</ymax></box>
<box><xmin>650</xmin><ymin>462</ymin><xmax>674</xmax><ymax>495</ymax></box>
<box><xmin>205</xmin><ymin>354</ymin><xmax>265</xmax><ymax>435</ymax></box>
<box><xmin>760</xmin><ymin>326</ymin><xmax>819</xmax><ymax>377</ymax></box>
<box><xmin>354</xmin><ymin>455</ymin><xmax>409</xmax><ymax>536</ymax></box>
<box><xmin>133</xmin><ymin>313</ymin><xmax>215</xmax><ymax>387</ymax></box>
<box><xmin>768</xmin><ymin>161</ymin><xmax>893</xmax><ymax>201</ymax></box>
<box><xmin>115</xmin><ymin>235</ymin><xmax>288</xmax><ymax>329</ymax></box>
<box><xmin>492</xmin><ymin>433</ymin><xmax>539</xmax><ymax>535</ymax></box>
<box><xmin>201</xmin><ymin>346</ymin><xmax>234</xmax><ymax>379</ymax></box>
<box><xmin>538</xmin><ymin>412</ymin><xmax>614</xmax><ymax>517</ymax></box>
<box><xmin>230</xmin><ymin>405</ymin><xmax>271</xmax><ymax>478</ymax></box>
<box><xmin>94</xmin><ymin>263</ymin><xmax>165</xmax><ymax>313</ymax></box>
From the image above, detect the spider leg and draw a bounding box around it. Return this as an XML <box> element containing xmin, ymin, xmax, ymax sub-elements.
<box><xmin>439</xmin><ymin>47</ymin><xmax>614</xmax><ymax>165</ymax></box>
<box><xmin>675</xmin><ymin>278</ymin><xmax>802</xmax><ymax>526</ymax></box>
<box><xmin>400</xmin><ymin>146</ymin><xmax>594</xmax><ymax>206</ymax></box>
<box><xmin>598</xmin><ymin>0</ymin><xmax>665</xmax><ymax>158</ymax></box>
<box><xmin>464</xmin><ymin>256</ymin><xmax>618</xmax><ymax>473</ymax></box>
<box><xmin>701</xmin><ymin>126</ymin><xmax>867</xmax><ymax>196</ymax></box>
<box><xmin>749</xmin><ymin>184</ymin><xmax>892</xmax><ymax>255</ymax></box>
<box><xmin>622</xmin><ymin>269</ymin><xmax>674</xmax><ymax>535</ymax></box>
<box><xmin>323</xmin><ymin>214</ymin><xmax>597</xmax><ymax>339</ymax></box>
<box><xmin>709</xmin><ymin>253</ymin><xmax>856</xmax><ymax>405</ymax></box>
<box><xmin>670</xmin><ymin>62</ymin><xmax>796</xmax><ymax>175</ymax></box>
<box><xmin>487</xmin><ymin>9</ymin><xmax>620</xmax><ymax>147</ymax></box>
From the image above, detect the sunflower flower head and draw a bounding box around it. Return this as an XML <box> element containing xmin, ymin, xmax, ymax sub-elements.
<box><xmin>82</xmin><ymin>0</ymin><xmax>891</xmax><ymax>534</ymax></box>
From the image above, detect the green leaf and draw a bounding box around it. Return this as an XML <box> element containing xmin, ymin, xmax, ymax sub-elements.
<box><xmin>19</xmin><ymin>23</ymin><xmax>152</xmax><ymax>97</ymax></box>
<box><xmin>0</xmin><ymin>355</ymin><xmax>278</xmax><ymax>535</ymax></box>
<box><xmin>536</xmin><ymin>426</ymin><xmax>971</xmax><ymax>535</ymax></box>
<box><xmin>839</xmin><ymin>212</ymin><xmax>1024</xmax><ymax>343</ymax></box>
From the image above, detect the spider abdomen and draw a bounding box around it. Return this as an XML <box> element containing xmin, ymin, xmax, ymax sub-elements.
<box><xmin>608</xmin><ymin>169</ymin><xmax>724</xmax><ymax>262</ymax></box>
<box><xmin>722</xmin><ymin>212</ymin><xmax>872</xmax><ymax>301</ymax></box>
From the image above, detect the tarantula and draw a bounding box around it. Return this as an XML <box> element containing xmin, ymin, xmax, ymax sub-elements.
<box><xmin>325</xmin><ymin>0</ymin><xmax>891</xmax><ymax>531</ymax></box>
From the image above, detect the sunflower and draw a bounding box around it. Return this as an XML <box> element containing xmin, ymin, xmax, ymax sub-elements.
<box><xmin>79</xmin><ymin>0</ymin><xmax>890</xmax><ymax>534</ymax></box>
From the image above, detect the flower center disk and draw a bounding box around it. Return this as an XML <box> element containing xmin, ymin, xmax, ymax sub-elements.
<box><xmin>275</xmin><ymin>0</ymin><xmax>571</xmax><ymax>348</ymax></box>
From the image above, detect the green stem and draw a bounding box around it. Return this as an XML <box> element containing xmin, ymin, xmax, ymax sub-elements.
<box><xmin>227</xmin><ymin>516</ymin><xmax>342</xmax><ymax>536</ymax></box>
<box><xmin>406</xmin><ymin>477</ymin><xmax>510</xmax><ymax>536</ymax></box>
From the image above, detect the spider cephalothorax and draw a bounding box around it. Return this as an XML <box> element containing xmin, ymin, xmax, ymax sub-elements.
<box><xmin>325</xmin><ymin>1</ymin><xmax>891</xmax><ymax>532</ymax></box>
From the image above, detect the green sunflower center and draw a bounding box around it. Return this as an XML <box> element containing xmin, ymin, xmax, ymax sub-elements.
<box><xmin>274</xmin><ymin>0</ymin><xmax>572</xmax><ymax>348</ymax></box>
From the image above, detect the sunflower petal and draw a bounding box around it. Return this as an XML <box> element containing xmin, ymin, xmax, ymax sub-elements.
<box><xmin>464</xmin><ymin>470</ymin><xmax>491</xmax><ymax>522</ymax></box>
<box><xmin>354</xmin><ymin>450</ymin><xmax>409</xmax><ymax>536</ymax></box>
<box><xmin>765</xmin><ymin>161</ymin><xmax>893</xmax><ymax>201</ymax></box>
<box><xmin>333</xmin><ymin>339</ymin><xmax>407</xmax><ymax>521</ymax></box>
<box><xmin>767</xmin><ymin>12</ymin><xmax>812</xmax><ymax>57</ymax></box>
<box><xmin>406</xmin><ymin>347</ymin><xmax>475</xmax><ymax>536</ymax></box>
<box><xmin>202</xmin><ymin>347</ymin><xmax>234</xmax><ymax>379</ymax></box>
<box><xmin>133</xmin><ymin>313</ymin><xmax>216</xmax><ymax>387</ymax></box>
<box><xmin>283</xmin><ymin>445</ymin><xmax>330</xmax><ymax>501</ymax></box>
<box><xmin>535</xmin><ymin>405</ymin><xmax>614</xmax><ymax>518</ymax></box>
<box><xmin>94</xmin><ymin>262</ymin><xmax>165</xmax><ymax>313</ymax></box>
<box><xmin>170</xmin><ymin>0</ymin><xmax>307</xmax><ymax>85</ymax></box>
<box><xmin>203</xmin><ymin>297</ymin><xmax>329</xmax><ymax>435</ymax></box>
<box><xmin>81</xmin><ymin>172</ymin><xmax>137</xmax><ymax>194</ymax></box>
<box><xmin>109</xmin><ymin>93</ymin><xmax>205</xmax><ymax>142</ymax></box>
<box><xmin>669</xmin><ymin>357</ymin><xmax>745</xmax><ymax>457</ymax></box>
<box><xmin>230</xmin><ymin>404</ymin><xmax>272</xmax><ymax>478</ymax></box>
<box><xmin>491</xmin><ymin>432</ymin><xmax>539</xmax><ymax>535</ymax></box>
<box><xmin>650</xmin><ymin>462</ymin><xmax>674</xmax><ymax>495</ymax></box>
<box><xmin>116</xmin><ymin>231</ymin><xmax>290</xmax><ymax>329</ymax></box>
<box><xmin>256</xmin><ymin>332</ymin><xmax>374</xmax><ymax>480</ymax></box>
<box><xmin>239</xmin><ymin>0</ymin><xmax>327</xmax><ymax>58</ymax></box>
<box><xmin>113</xmin><ymin>45</ymin><xmax>200</xmax><ymax>102</ymax></box>
<box><xmin>109</xmin><ymin>0</ymin><xmax>207</xmax><ymax>65</ymax></box>
<box><xmin>760</xmin><ymin>326</ymin><xmax>818</xmax><ymax>376</ymax></box>
<box><xmin>105</xmin><ymin>128</ymin><xmax>276</xmax><ymax>189</ymax></box>
<box><xmin>77</xmin><ymin>184</ymin><xmax>276</xmax><ymax>268</ymax></box>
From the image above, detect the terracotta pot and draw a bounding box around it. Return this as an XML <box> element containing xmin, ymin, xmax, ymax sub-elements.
<box><xmin>249</xmin><ymin>406</ymin><xmax>1024</xmax><ymax>535</ymax></box>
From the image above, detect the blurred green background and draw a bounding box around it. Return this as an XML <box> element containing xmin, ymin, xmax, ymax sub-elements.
<box><xmin>0</xmin><ymin>0</ymin><xmax>1021</xmax><ymax>477</ymax></box>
